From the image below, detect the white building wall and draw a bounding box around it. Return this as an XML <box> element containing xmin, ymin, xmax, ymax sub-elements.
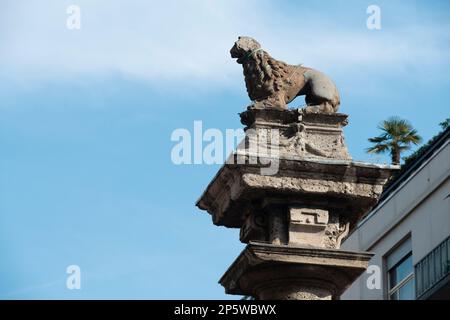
<box><xmin>341</xmin><ymin>140</ymin><xmax>450</xmax><ymax>300</ymax></box>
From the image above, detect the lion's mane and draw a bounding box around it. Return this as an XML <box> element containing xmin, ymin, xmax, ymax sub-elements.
<box><xmin>242</xmin><ymin>51</ymin><xmax>291</xmax><ymax>101</ymax></box>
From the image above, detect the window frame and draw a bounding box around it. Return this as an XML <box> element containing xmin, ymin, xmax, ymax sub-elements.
<box><xmin>387</xmin><ymin>252</ymin><xmax>414</xmax><ymax>300</ymax></box>
<box><xmin>383</xmin><ymin>235</ymin><xmax>415</xmax><ymax>300</ymax></box>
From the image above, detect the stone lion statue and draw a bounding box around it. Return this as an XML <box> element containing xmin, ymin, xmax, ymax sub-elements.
<box><xmin>230</xmin><ymin>36</ymin><xmax>340</xmax><ymax>113</ymax></box>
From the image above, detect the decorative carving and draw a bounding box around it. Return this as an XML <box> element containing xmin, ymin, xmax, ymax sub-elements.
<box><xmin>219</xmin><ymin>242</ymin><xmax>374</xmax><ymax>299</ymax></box>
<box><xmin>324</xmin><ymin>215</ymin><xmax>350</xmax><ymax>249</ymax></box>
<box><xmin>290</xmin><ymin>208</ymin><xmax>329</xmax><ymax>226</ymax></box>
<box><xmin>288</xmin><ymin>207</ymin><xmax>329</xmax><ymax>247</ymax></box>
<box><xmin>240</xmin><ymin>212</ymin><xmax>267</xmax><ymax>243</ymax></box>
<box><xmin>239</xmin><ymin>205</ymin><xmax>350</xmax><ymax>249</ymax></box>
<box><xmin>230</xmin><ymin>36</ymin><xmax>340</xmax><ymax>113</ymax></box>
<box><xmin>196</xmin><ymin>42</ymin><xmax>399</xmax><ymax>299</ymax></box>
<box><xmin>239</xmin><ymin>107</ymin><xmax>352</xmax><ymax>160</ymax></box>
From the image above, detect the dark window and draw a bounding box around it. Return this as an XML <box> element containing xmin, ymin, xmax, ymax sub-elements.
<box><xmin>387</xmin><ymin>248</ymin><xmax>414</xmax><ymax>300</ymax></box>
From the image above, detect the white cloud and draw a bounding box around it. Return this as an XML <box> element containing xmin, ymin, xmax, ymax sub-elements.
<box><xmin>1</xmin><ymin>0</ymin><xmax>449</xmax><ymax>88</ymax></box>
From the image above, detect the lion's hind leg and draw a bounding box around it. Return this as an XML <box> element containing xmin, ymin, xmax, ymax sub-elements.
<box><xmin>304</xmin><ymin>95</ymin><xmax>335</xmax><ymax>114</ymax></box>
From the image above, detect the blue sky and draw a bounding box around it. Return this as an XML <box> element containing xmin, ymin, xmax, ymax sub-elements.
<box><xmin>0</xmin><ymin>0</ymin><xmax>449</xmax><ymax>299</ymax></box>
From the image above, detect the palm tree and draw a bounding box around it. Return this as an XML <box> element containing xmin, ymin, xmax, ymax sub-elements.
<box><xmin>440</xmin><ymin>118</ymin><xmax>450</xmax><ymax>130</ymax></box>
<box><xmin>367</xmin><ymin>117</ymin><xmax>422</xmax><ymax>165</ymax></box>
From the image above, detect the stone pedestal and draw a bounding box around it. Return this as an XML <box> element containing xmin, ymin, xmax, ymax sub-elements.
<box><xmin>220</xmin><ymin>242</ymin><xmax>373</xmax><ymax>300</ymax></box>
<box><xmin>196</xmin><ymin>106</ymin><xmax>398</xmax><ymax>300</ymax></box>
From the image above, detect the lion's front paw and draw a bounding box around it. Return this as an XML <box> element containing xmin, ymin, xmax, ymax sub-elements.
<box><xmin>303</xmin><ymin>105</ymin><xmax>322</xmax><ymax>114</ymax></box>
<box><xmin>252</xmin><ymin>98</ymin><xmax>286</xmax><ymax>110</ymax></box>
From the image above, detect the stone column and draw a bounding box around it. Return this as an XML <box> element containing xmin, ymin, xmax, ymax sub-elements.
<box><xmin>219</xmin><ymin>242</ymin><xmax>374</xmax><ymax>300</ymax></box>
<box><xmin>257</xmin><ymin>282</ymin><xmax>333</xmax><ymax>300</ymax></box>
<box><xmin>267</xmin><ymin>205</ymin><xmax>287</xmax><ymax>245</ymax></box>
<box><xmin>196</xmin><ymin>106</ymin><xmax>399</xmax><ymax>300</ymax></box>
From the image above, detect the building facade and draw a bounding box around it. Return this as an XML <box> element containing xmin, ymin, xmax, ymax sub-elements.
<box><xmin>341</xmin><ymin>128</ymin><xmax>450</xmax><ymax>300</ymax></box>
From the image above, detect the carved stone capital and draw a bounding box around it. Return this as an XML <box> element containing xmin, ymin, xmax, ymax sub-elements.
<box><xmin>220</xmin><ymin>242</ymin><xmax>374</xmax><ymax>300</ymax></box>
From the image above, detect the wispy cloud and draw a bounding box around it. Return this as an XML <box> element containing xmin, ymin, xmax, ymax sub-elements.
<box><xmin>1</xmin><ymin>0</ymin><xmax>449</xmax><ymax>87</ymax></box>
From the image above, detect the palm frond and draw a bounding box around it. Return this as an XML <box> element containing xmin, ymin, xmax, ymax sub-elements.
<box><xmin>368</xmin><ymin>134</ymin><xmax>388</xmax><ymax>144</ymax></box>
<box><xmin>366</xmin><ymin>116</ymin><xmax>422</xmax><ymax>164</ymax></box>
<box><xmin>366</xmin><ymin>143</ymin><xmax>389</xmax><ymax>154</ymax></box>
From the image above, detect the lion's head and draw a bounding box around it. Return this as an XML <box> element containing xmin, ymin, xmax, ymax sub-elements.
<box><xmin>230</xmin><ymin>36</ymin><xmax>290</xmax><ymax>102</ymax></box>
<box><xmin>230</xmin><ymin>36</ymin><xmax>262</xmax><ymax>64</ymax></box>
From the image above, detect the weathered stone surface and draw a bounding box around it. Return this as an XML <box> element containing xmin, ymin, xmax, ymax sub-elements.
<box><xmin>240</xmin><ymin>107</ymin><xmax>351</xmax><ymax>160</ymax></box>
<box><xmin>196</xmin><ymin>153</ymin><xmax>395</xmax><ymax>236</ymax></box>
<box><xmin>288</xmin><ymin>207</ymin><xmax>332</xmax><ymax>247</ymax></box>
<box><xmin>230</xmin><ymin>36</ymin><xmax>340</xmax><ymax>113</ymax></box>
<box><xmin>220</xmin><ymin>242</ymin><xmax>373</xmax><ymax>300</ymax></box>
<box><xmin>196</xmin><ymin>109</ymin><xmax>398</xmax><ymax>253</ymax></box>
<box><xmin>196</xmin><ymin>68</ymin><xmax>397</xmax><ymax>299</ymax></box>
